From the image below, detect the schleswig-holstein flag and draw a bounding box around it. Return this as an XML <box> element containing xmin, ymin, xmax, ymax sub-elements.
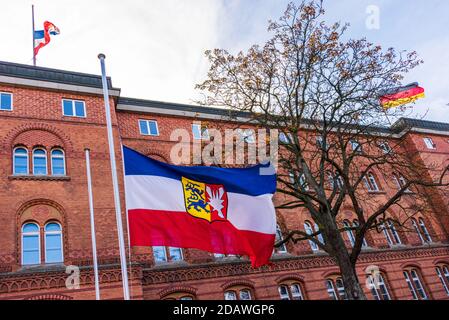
<box><xmin>123</xmin><ymin>146</ymin><xmax>277</xmax><ymax>267</ymax></box>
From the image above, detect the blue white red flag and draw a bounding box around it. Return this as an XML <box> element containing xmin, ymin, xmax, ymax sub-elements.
<box><xmin>123</xmin><ymin>146</ymin><xmax>277</xmax><ymax>267</ymax></box>
<box><xmin>34</xmin><ymin>21</ymin><xmax>60</xmax><ymax>56</ymax></box>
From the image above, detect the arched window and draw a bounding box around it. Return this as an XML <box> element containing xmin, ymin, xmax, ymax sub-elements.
<box><xmin>403</xmin><ymin>269</ymin><xmax>428</xmax><ymax>300</ymax></box>
<box><xmin>325</xmin><ymin>278</ymin><xmax>346</xmax><ymax>300</ymax></box>
<box><xmin>381</xmin><ymin>219</ymin><xmax>401</xmax><ymax>246</ymax></box>
<box><xmin>343</xmin><ymin>220</ymin><xmax>356</xmax><ymax>247</ymax></box>
<box><xmin>352</xmin><ymin>219</ymin><xmax>368</xmax><ymax>247</ymax></box>
<box><xmin>32</xmin><ymin>148</ymin><xmax>47</xmax><ymax>175</ymax></box>
<box><xmin>436</xmin><ymin>265</ymin><xmax>449</xmax><ymax>296</ymax></box>
<box><xmin>418</xmin><ymin>218</ymin><xmax>432</xmax><ymax>243</ymax></box>
<box><xmin>51</xmin><ymin>149</ymin><xmax>66</xmax><ymax>175</ymax></box>
<box><xmin>363</xmin><ymin>172</ymin><xmax>379</xmax><ymax>192</ymax></box>
<box><xmin>278</xmin><ymin>282</ymin><xmax>305</xmax><ymax>300</ymax></box>
<box><xmin>366</xmin><ymin>272</ymin><xmax>392</xmax><ymax>300</ymax></box>
<box><xmin>304</xmin><ymin>221</ymin><xmax>319</xmax><ymax>251</ymax></box>
<box><xmin>13</xmin><ymin>147</ymin><xmax>29</xmax><ymax>175</ymax></box>
<box><xmin>275</xmin><ymin>224</ymin><xmax>287</xmax><ymax>253</ymax></box>
<box><xmin>392</xmin><ymin>173</ymin><xmax>411</xmax><ymax>192</ymax></box>
<box><xmin>224</xmin><ymin>287</ymin><xmax>253</xmax><ymax>300</ymax></box>
<box><xmin>44</xmin><ymin>222</ymin><xmax>63</xmax><ymax>264</ymax></box>
<box><xmin>22</xmin><ymin>223</ymin><xmax>40</xmax><ymax>265</ymax></box>
<box><xmin>162</xmin><ymin>292</ymin><xmax>195</xmax><ymax>300</ymax></box>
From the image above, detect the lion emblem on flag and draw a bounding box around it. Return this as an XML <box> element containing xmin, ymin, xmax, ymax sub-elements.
<box><xmin>181</xmin><ymin>177</ymin><xmax>228</xmax><ymax>223</ymax></box>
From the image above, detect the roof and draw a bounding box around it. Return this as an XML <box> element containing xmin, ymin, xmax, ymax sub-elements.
<box><xmin>0</xmin><ymin>60</ymin><xmax>117</xmax><ymax>90</ymax></box>
<box><xmin>0</xmin><ymin>59</ymin><xmax>447</xmax><ymax>134</ymax></box>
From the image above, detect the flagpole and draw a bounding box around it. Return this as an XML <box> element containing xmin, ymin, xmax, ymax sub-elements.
<box><xmin>97</xmin><ymin>53</ymin><xmax>130</xmax><ymax>300</ymax></box>
<box><xmin>85</xmin><ymin>149</ymin><xmax>101</xmax><ymax>300</ymax></box>
<box><xmin>32</xmin><ymin>4</ymin><xmax>36</xmax><ymax>66</ymax></box>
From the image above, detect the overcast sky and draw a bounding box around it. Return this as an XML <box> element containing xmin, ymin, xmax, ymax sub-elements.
<box><xmin>0</xmin><ymin>0</ymin><xmax>448</xmax><ymax>122</ymax></box>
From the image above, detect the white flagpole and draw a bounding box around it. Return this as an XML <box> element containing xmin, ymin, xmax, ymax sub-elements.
<box><xmin>32</xmin><ymin>4</ymin><xmax>36</xmax><ymax>66</ymax></box>
<box><xmin>98</xmin><ymin>53</ymin><xmax>130</xmax><ymax>300</ymax></box>
<box><xmin>85</xmin><ymin>149</ymin><xmax>101</xmax><ymax>300</ymax></box>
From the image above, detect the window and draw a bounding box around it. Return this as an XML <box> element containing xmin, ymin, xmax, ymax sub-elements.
<box><xmin>304</xmin><ymin>221</ymin><xmax>324</xmax><ymax>251</ymax></box>
<box><xmin>51</xmin><ymin>149</ymin><xmax>66</xmax><ymax>175</ymax></box>
<box><xmin>367</xmin><ymin>273</ymin><xmax>391</xmax><ymax>300</ymax></box>
<box><xmin>278</xmin><ymin>283</ymin><xmax>305</xmax><ymax>300</ymax></box>
<box><xmin>325</xmin><ymin>278</ymin><xmax>347</xmax><ymax>300</ymax></box>
<box><xmin>153</xmin><ymin>246</ymin><xmax>183</xmax><ymax>263</ymax></box>
<box><xmin>343</xmin><ymin>220</ymin><xmax>356</xmax><ymax>247</ymax></box>
<box><xmin>139</xmin><ymin>119</ymin><xmax>159</xmax><ymax>136</ymax></box>
<box><xmin>238</xmin><ymin>129</ymin><xmax>256</xmax><ymax>143</ymax></box>
<box><xmin>279</xmin><ymin>132</ymin><xmax>293</xmax><ymax>144</ymax></box>
<box><xmin>214</xmin><ymin>253</ymin><xmax>238</xmax><ymax>259</ymax></box>
<box><xmin>363</xmin><ymin>173</ymin><xmax>380</xmax><ymax>192</ymax></box>
<box><xmin>22</xmin><ymin>223</ymin><xmax>40</xmax><ymax>265</ymax></box>
<box><xmin>162</xmin><ymin>293</ymin><xmax>195</xmax><ymax>300</ymax></box>
<box><xmin>392</xmin><ymin>174</ymin><xmax>411</xmax><ymax>192</ymax></box>
<box><xmin>381</xmin><ymin>219</ymin><xmax>401</xmax><ymax>246</ymax></box>
<box><xmin>316</xmin><ymin>136</ymin><xmax>328</xmax><ymax>150</ymax></box>
<box><xmin>275</xmin><ymin>224</ymin><xmax>288</xmax><ymax>253</ymax></box>
<box><xmin>192</xmin><ymin>123</ymin><xmax>209</xmax><ymax>140</ymax></box>
<box><xmin>352</xmin><ymin>220</ymin><xmax>368</xmax><ymax>248</ymax></box>
<box><xmin>0</xmin><ymin>92</ymin><xmax>12</xmax><ymax>111</ymax></box>
<box><xmin>62</xmin><ymin>99</ymin><xmax>86</xmax><ymax>117</ymax></box>
<box><xmin>13</xmin><ymin>147</ymin><xmax>29</xmax><ymax>175</ymax></box>
<box><xmin>224</xmin><ymin>288</ymin><xmax>253</xmax><ymax>300</ymax></box>
<box><xmin>299</xmin><ymin>174</ymin><xmax>309</xmax><ymax>191</ymax></box>
<box><xmin>423</xmin><ymin>137</ymin><xmax>436</xmax><ymax>150</ymax></box>
<box><xmin>436</xmin><ymin>266</ymin><xmax>449</xmax><ymax>296</ymax></box>
<box><xmin>32</xmin><ymin>149</ymin><xmax>47</xmax><ymax>175</ymax></box>
<box><xmin>403</xmin><ymin>269</ymin><xmax>428</xmax><ymax>300</ymax></box>
<box><xmin>378</xmin><ymin>142</ymin><xmax>392</xmax><ymax>154</ymax></box>
<box><xmin>44</xmin><ymin>223</ymin><xmax>63</xmax><ymax>263</ymax></box>
<box><xmin>350</xmin><ymin>140</ymin><xmax>362</xmax><ymax>153</ymax></box>
<box><xmin>328</xmin><ymin>172</ymin><xmax>344</xmax><ymax>190</ymax></box>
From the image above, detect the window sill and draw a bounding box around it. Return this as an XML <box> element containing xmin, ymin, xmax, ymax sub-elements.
<box><xmin>9</xmin><ymin>175</ymin><xmax>71</xmax><ymax>181</ymax></box>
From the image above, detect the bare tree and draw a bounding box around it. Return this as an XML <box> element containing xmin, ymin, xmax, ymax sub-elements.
<box><xmin>196</xmin><ymin>0</ymin><xmax>449</xmax><ymax>300</ymax></box>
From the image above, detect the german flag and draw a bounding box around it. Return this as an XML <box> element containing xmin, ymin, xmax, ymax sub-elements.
<box><xmin>380</xmin><ymin>82</ymin><xmax>425</xmax><ymax>109</ymax></box>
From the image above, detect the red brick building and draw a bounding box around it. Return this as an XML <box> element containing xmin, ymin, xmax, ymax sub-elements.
<box><xmin>0</xmin><ymin>60</ymin><xmax>448</xmax><ymax>300</ymax></box>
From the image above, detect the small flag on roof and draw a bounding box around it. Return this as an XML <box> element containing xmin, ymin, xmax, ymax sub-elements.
<box><xmin>380</xmin><ymin>82</ymin><xmax>425</xmax><ymax>109</ymax></box>
<box><xmin>34</xmin><ymin>21</ymin><xmax>60</xmax><ymax>56</ymax></box>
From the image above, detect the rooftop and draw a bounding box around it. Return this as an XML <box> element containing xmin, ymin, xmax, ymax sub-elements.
<box><xmin>0</xmin><ymin>60</ymin><xmax>448</xmax><ymax>134</ymax></box>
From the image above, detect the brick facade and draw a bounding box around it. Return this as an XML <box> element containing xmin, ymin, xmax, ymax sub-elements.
<box><xmin>0</xmin><ymin>61</ymin><xmax>448</xmax><ymax>300</ymax></box>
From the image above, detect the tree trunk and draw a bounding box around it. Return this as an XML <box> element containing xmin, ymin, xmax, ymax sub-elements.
<box><xmin>327</xmin><ymin>223</ymin><xmax>367</xmax><ymax>300</ymax></box>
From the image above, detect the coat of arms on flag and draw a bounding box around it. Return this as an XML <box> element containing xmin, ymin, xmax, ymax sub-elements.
<box><xmin>182</xmin><ymin>177</ymin><xmax>228</xmax><ymax>223</ymax></box>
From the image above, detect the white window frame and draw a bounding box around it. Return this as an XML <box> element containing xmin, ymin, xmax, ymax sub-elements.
<box><xmin>278</xmin><ymin>285</ymin><xmax>290</xmax><ymax>300</ymax></box>
<box><xmin>418</xmin><ymin>218</ymin><xmax>432</xmax><ymax>243</ymax></box>
<box><xmin>62</xmin><ymin>99</ymin><xmax>86</xmax><ymax>118</ymax></box>
<box><xmin>387</xmin><ymin>220</ymin><xmax>401</xmax><ymax>245</ymax></box>
<box><xmin>51</xmin><ymin>149</ymin><xmax>66</xmax><ymax>176</ymax></box>
<box><xmin>32</xmin><ymin>148</ymin><xmax>48</xmax><ymax>176</ymax></box>
<box><xmin>410</xmin><ymin>269</ymin><xmax>428</xmax><ymax>300</ymax></box>
<box><xmin>239</xmin><ymin>289</ymin><xmax>252</xmax><ymax>300</ymax></box>
<box><xmin>168</xmin><ymin>247</ymin><xmax>183</xmax><ymax>261</ymax></box>
<box><xmin>368</xmin><ymin>273</ymin><xmax>391</xmax><ymax>300</ymax></box>
<box><xmin>412</xmin><ymin>218</ymin><xmax>425</xmax><ymax>244</ymax></box>
<box><xmin>304</xmin><ymin>222</ymin><xmax>319</xmax><ymax>251</ymax></box>
<box><xmin>325</xmin><ymin>280</ymin><xmax>338</xmax><ymax>300</ymax></box>
<box><xmin>423</xmin><ymin>137</ymin><xmax>436</xmax><ymax>150</ymax></box>
<box><xmin>13</xmin><ymin>147</ymin><xmax>29</xmax><ymax>175</ymax></box>
<box><xmin>279</xmin><ymin>132</ymin><xmax>293</xmax><ymax>144</ymax></box>
<box><xmin>44</xmin><ymin>222</ymin><xmax>64</xmax><ymax>264</ymax></box>
<box><xmin>352</xmin><ymin>220</ymin><xmax>368</xmax><ymax>247</ymax></box>
<box><xmin>343</xmin><ymin>220</ymin><xmax>356</xmax><ymax>247</ymax></box>
<box><xmin>153</xmin><ymin>246</ymin><xmax>168</xmax><ymax>263</ymax></box>
<box><xmin>275</xmin><ymin>225</ymin><xmax>288</xmax><ymax>253</ymax></box>
<box><xmin>224</xmin><ymin>291</ymin><xmax>237</xmax><ymax>300</ymax></box>
<box><xmin>350</xmin><ymin>140</ymin><xmax>362</xmax><ymax>153</ymax></box>
<box><xmin>238</xmin><ymin>129</ymin><xmax>256</xmax><ymax>144</ymax></box>
<box><xmin>290</xmin><ymin>283</ymin><xmax>304</xmax><ymax>300</ymax></box>
<box><xmin>378</xmin><ymin>142</ymin><xmax>392</xmax><ymax>154</ymax></box>
<box><xmin>139</xmin><ymin>119</ymin><xmax>159</xmax><ymax>136</ymax></box>
<box><xmin>21</xmin><ymin>223</ymin><xmax>41</xmax><ymax>266</ymax></box>
<box><xmin>436</xmin><ymin>266</ymin><xmax>449</xmax><ymax>296</ymax></box>
<box><xmin>192</xmin><ymin>123</ymin><xmax>209</xmax><ymax>140</ymax></box>
<box><xmin>0</xmin><ymin>92</ymin><xmax>13</xmax><ymax>111</ymax></box>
